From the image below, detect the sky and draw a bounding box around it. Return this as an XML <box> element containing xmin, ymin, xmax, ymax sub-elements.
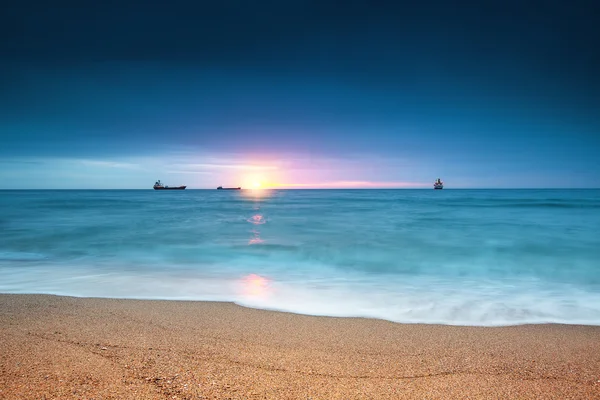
<box><xmin>1</xmin><ymin>0</ymin><xmax>599</xmax><ymax>189</ymax></box>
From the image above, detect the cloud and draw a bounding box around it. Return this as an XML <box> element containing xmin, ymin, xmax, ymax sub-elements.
<box><xmin>0</xmin><ymin>159</ymin><xmax>44</xmax><ymax>165</ymax></box>
<box><xmin>0</xmin><ymin>152</ymin><xmax>434</xmax><ymax>189</ymax></box>
<box><xmin>170</xmin><ymin>163</ymin><xmax>278</xmax><ymax>171</ymax></box>
<box><xmin>76</xmin><ymin>159</ymin><xmax>142</xmax><ymax>169</ymax></box>
<box><xmin>165</xmin><ymin>170</ymin><xmax>211</xmax><ymax>175</ymax></box>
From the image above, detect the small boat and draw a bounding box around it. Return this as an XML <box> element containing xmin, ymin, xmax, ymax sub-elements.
<box><xmin>433</xmin><ymin>178</ymin><xmax>444</xmax><ymax>190</ymax></box>
<box><xmin>217</xmin><ymin>186</ymin><xmax>241</xmax><ymax>190</ymax></box>
<box><xmin>153</xmin><ymin>180</ymin><xmax>186</xmax><ymax>190</ymax></box>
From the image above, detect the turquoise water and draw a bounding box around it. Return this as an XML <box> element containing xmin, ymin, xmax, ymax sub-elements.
<box><xmin>1</xmin><ymin>189</ymin><xmax>599</xmax><ymax>326</ymax></box>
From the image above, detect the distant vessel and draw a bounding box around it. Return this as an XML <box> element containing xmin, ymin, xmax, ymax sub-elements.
<box><xmin>153</xmin><ymin>180</ymin><xmax>186</xmax><ymax>190</ymax></box>
<box><xmin>217</xmin><ymin>186</ymin><xmax>241</xmax><ymax>190</ymax></box>
<box><xmin>433</xmin><ymin>178</ymin><xmax>444</xmax><ymax>190</ymax></box>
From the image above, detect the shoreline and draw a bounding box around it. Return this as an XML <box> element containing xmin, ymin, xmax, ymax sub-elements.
<box><xmin>5</xmin><ymin>292</ymin><xmax>600</xmax><ymax>329</ymax></box>
<box><xmin>2</xmin><ymin>289</ymin><xmax>599</xmax><ymax>328</ymax></box>
<box><xmin>2</xmin><ymin>294</ymin><xmax>600</xmax><ymax>399</ymax></box>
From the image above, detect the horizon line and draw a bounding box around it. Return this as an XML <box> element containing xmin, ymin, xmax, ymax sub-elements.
<box><xmin>1</xmin><ymin>188</ymin><xmax>599</xmax><ymax>191</ymax></box>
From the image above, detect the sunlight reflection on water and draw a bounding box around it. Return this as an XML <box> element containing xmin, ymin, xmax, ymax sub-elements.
<box><xmin>246</xmin><ymin>191</ymin><xmax>267</xmax><ymax>245</ymax></box>
<box><xmin>239</xmin><ymin>273</ymin><xmax>272</xmax><ymax>299</ymax></box>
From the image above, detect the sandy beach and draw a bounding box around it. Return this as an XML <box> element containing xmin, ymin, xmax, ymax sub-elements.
<box><xmin>1</xmin><ymin>294</ymin><xmax>599</xmax><ymax>399</ymax></box>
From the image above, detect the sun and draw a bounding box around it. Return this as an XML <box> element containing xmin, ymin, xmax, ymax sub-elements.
<box><xmin>242</xmin><ymin>172</ymin><xmax>277</xmax><ymax>190</ymax></box>
<box><xmin>245</xmin><ymin>174</ymin><xmax>266</xmax><ymax>189</ymax></box>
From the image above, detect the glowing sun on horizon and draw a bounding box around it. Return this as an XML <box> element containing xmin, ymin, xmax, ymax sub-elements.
<box><xmin>243</xmin><ymin>174</ymin><xmax>268</xmax><ymax>190</ymax></box>
<box><xmin>241</xmin><ymin>167</ymin><xmax>282</xmax><ymax>190</ymax></box>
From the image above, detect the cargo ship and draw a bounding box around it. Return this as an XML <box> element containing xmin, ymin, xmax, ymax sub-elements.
<box><xmin>217</xmin><ymin>186</ymin><xmax>241</xmax><ymax>190</ymax></box>
<box><xmin>153</xmin><ymin>180</ymin><xmax>186</xmax><ymax>190</ymax></box>
<box><xmin>433</xmin><ymin>178</ymin><xmax>444</xmax><ymax>190</ymax></box>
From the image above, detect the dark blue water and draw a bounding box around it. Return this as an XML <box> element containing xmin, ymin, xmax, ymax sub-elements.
<box><xmin>1</xmin><ymin>189</ymin><xmax>599</xmax><ymax>326</ymax></box>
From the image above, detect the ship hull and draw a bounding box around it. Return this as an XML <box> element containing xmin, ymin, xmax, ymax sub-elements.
<box><xmin>154</xmin><ymin>186</ymin><xmax>186</xmax><ymax>190</ymax></box>
<box><xmin>434</xmin><ymin>185</ymin><xmax>443</xmax><ymax>190</ymax></box>
<box><xmin>217</xmin><ymin>187</ymin><xmax>241</xmax><ymax>190</ymax></box>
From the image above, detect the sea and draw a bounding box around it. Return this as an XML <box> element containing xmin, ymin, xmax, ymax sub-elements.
<box><xmin>1</xmin><ymin>189</ymin><xmax>599</xmax><ymax>326</ymax></box>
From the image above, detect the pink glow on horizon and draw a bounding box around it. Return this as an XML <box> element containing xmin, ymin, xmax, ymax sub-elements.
<box><xmin>268</xmin><ymin>181</ymin><xmax>430</xmax><ymax>189</ymax></box>
<box><xmin>160</xmin><ymin>152</ymin><xmax>430</xmax><ymax>190</ymax></box>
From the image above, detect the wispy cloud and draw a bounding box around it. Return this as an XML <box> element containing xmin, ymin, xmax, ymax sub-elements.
<box><xmin>166</xmin><ymin>170</ymin><xmax>212</xmax><ymax>175</ymax></box>
<box><xmin>170</xmin><ymin>163</ymin><xmax>277</xmax><ymax>171</ymax></box>
<box><xmin>76</xmin><ymin>159</ymin><xmax>142</xmax><ymax>169</ymax></box>
<box><xmin>0</xmin><ymin>159</ymin><xmax>44</xmax><ymax>165</ymax></box>
<box><xmin>0</xmin><ymin>152</ymin><xmax>432</xmax><ymax>189</ymax></box>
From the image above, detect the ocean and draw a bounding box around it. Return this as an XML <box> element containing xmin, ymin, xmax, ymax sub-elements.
<box><xmin>1</xmin><ymin>189</ymin><xmax>599</xmax><ymax>326</ymax></box>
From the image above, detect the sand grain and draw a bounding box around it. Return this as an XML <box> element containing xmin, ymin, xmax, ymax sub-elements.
<box><xmin>1</xmin><ymin>294</ymin><xmax>599</xmax><ymax>399</ymax></box>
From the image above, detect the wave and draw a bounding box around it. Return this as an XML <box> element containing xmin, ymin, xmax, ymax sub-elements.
<box><xmin>463</xmin><ymin>202</ymin><xmax>600</xmax><ymax>209</ymax></box>
<box><xmin>2</xmin><ymin>265</ymin><xmax>599</xmax><ymax>326</ymax></box>
<box><xmin>0</xmin><ymin>251</ymin><xmax>48</xmax><ymax>261</ymax></box>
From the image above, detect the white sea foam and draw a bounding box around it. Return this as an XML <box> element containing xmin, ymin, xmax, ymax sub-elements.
<box><xmin>2</xmin><ymin>262</ymin><xmax>600</xmax><ymax>326</ymax></box>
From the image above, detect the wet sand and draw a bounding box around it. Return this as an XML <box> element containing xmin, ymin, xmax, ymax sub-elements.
<box><xmin>1</xmin><ymin>294</ymin><xmax>599</xmax><ymax>399</ymax></box>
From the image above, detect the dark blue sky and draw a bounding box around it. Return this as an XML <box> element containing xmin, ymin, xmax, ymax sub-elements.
<box><xmin>1</xmin><ymin>0</ymin><xmax>599</xmax><ymax>188</ymax></box>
